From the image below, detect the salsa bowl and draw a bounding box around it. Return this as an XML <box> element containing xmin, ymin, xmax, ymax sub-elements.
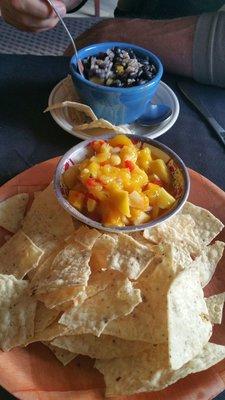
<box><xmin>54</xmin><ymin>134</ymin><xmax>190</xmax><ymax>233</ymax></box>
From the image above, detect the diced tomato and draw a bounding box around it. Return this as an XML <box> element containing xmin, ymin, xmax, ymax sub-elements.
<box><xmin>124</xmin><ymin>160</ymin><xmax>135</xmax><ymax>171</ymax></box>
<box><xmin>85</xmin><ymin>177</ymin><xmax>97</xmax><ymax>187</ymax></box>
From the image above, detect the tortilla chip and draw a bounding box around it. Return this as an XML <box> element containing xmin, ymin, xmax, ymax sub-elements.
<box><xmin>22</xmin><ymin>183</ymin><xmax>74</xmax><ymax>254</ymax></box>
<box><xmin>36</xmin><ymin>285</ymin><xmax>86</xmax><ymax>309</ymax></box>
<box><xmin>59</xmin><ymin>278</ymin><xmax>142</xmax><ymax>336</ymax></box>
<box><xmin>129</xmin><ymin>231</ymin><xmax>157</xmax><ymax>248</ymax></box>
<box><xmin>143</xmin><ymin>213</ymin><xmax>195</xmax><ymax>242</ymax></box>
<box><xmin>168</xmin><ymin>267</ymin><xmax>212</xmax><ymax>369</ymax></box>
<box><xmin>70</xmin><ymin>226</ymin><xmax>101</xmax><ymax>249</ymax></box>
<box><xmin>33</xmin><ymin>191</ymin><xmax>41</xmax><ymax>198</ymax></box>
<box><xmin>44</xmin><ymin>101</ymin><xmax>97</xmax><ymax>124</ymax></box>
<box><xmin>205</xmin><ymin>292</ymin><xmax>225</xmax><ymax>324</ymax></box>
<box><xmin>43</xmin><ymin>342</ymin><xmax>77</xmax><ymax>365</ymax></box>
<box><xmin>0</xmin><ymin>193</ymin><xmax>29</xmax><ymax>233</ymax></box>
<box><xmin>95</xmin><ymin>343</ymin><xmax>225</xmax><ymax>396</ymax></box>
<box><xmin>90</xmin><ymin>234</ymin><xmax>117</xmax><ymax>271</ymax></box>
<box><xmin>52</xmin><ymin>333</ymin><xmax>153</xmax><ymax>359</ymax></box>
<box><xmin>191</xmin><ymin>241</ymin><xmax>225</xmax><ymax>287</ymax></box>
<box><xmin>153</xmin><ymin>342</ymin><xmax>225</xmax><ymax>391</ymax></box>
<box><xmin>104</xmin><ymin>254</ymin><xmax>175</xmax><ymax>343</ymax></box>
<box><xmin>107</xmin><ymin>233</ymin><xmax>154</xmax><ymax>280</ymax></box>
<box><xmin>0</xmin><ymin>274</ymin><xmax>36</xmax><ymax>351</ymax></box>
<box><xmin>86</xmin><ymin>269</ymin><xmax>121</xmax><ymax>299</ymax></box>
<box><xmin>153</xmin><ymin>242</ymin><xmax>193</xmax><ymax>274</ymax></box>
<box><xmin>0</xmin><ymin>230</ymin><xmax>43</xmax><ymax>279</ymax></box>
<box><xmin>30</xmin><ymin>240</ymin><xmax>91</xmax><ymax>294</ymax></box>
<box><xmin>34</xmin><ymin>302</ymin><xmax>60</xmax><ymax>333</ymax></box>
<box><xmin>75</xmin><ymin>118</ymin><xmax>132</xmax><ymax>135</ymax></box>
<box><xmin>26</xmin><ymin>321</ymin><xmax>68</xmax><ymax>345</ymax></box>
<box><xmin>143</xmin><ymin>214</ymin><xmax>203</xmax><ymax>257</ymax></box>
<box><xmin>95</xmin><ymin>343</ymin><xmax>168</xmax><ymax>397</ymax></box>
<box><xmin>182</xmin><ymin>202</ymin><xmax>224</xmax><ymax>245</ymax></box>
<box><xmin>137</xmin><ymin>255</ymin><xmax>162</xmax><ymax>281</ymax></box>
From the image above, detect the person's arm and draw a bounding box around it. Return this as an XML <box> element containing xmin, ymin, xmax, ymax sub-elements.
<box><xmin>65</xmin><ymin>17</ymin><xmax>197</xmax><ymax>77</ymax></box>
<box><xmin>193</xmin><ymin>12</ymin><xmax>225</xmax><ymax>87</ymax></box>
<box><xmin>65</xmin><ymin>13</ymin><xmax>225</xmax><ymax>87</ymax></box>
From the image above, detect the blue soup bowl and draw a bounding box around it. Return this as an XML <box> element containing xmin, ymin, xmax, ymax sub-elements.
<box><xmin>70</xmin><ymin>42</ymin><xmax>163</xmax><ymax>125</ymax></box>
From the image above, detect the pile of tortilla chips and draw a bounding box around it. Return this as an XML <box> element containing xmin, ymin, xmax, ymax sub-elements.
<box><xmin>0</xmin><ymin>183</ymin><xmax>225</xmax><ymax>396</ymax></box>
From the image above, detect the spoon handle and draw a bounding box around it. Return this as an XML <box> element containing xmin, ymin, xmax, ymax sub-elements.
<box><xmin>45</xmin><ymin>0</ymin><xmax>84</xmax><ymax>76</ymax></box>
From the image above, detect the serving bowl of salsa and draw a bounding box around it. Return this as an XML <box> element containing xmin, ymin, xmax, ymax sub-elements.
<box><xmin>54</xmin><ymin>134</ymin><xmax>190</xmax><ymax>233</ymax></box>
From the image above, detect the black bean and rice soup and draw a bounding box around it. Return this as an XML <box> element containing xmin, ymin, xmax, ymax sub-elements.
<box><xmin>82</xmin><ymin>47</ymin><xmax>157</xmax><ymax>88</ymax></box>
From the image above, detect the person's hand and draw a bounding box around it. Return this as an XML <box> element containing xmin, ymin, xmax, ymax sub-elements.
<box><xmin>1</xmin><ymin>0</ymin><xmax>67</xmax><ymax>32</ymax></box>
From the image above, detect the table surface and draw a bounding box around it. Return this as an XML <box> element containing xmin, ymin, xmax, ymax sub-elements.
<box><xmin>0</xmin><ymin>16</ymin><xmax>225</xmax><ymax>400</ymax></box>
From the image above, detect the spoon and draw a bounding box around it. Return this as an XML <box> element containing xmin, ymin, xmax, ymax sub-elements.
<box><xmin>45</xmin><ymin>0</ymin><xmax>84</xmax><ymax>77</ymax></box>
<box><xmin>136</xmin><ymin>103</ymin><xmax>172</xmax><ymax>126</ymax></box>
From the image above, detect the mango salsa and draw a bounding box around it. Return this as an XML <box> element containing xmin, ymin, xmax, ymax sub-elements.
<box><xmin>62</xmin><ymin>135</ymin><xmax>176</xmax><ymax>226</ymax></box>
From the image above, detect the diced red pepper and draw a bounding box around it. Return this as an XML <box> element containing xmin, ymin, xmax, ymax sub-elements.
<box><xmin>124</xmin><ymin>160</ymin><xmax>135</xmax><ymax>171</ymax></box>
<box><xmin>85</xmin><ymin>177</ymin><xmax>97</xmax><ymax>187</ymax></box>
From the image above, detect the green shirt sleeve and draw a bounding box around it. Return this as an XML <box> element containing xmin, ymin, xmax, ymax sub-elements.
<box><xmin>193</xmin><ymin>11</ymin><xmax>225</xmax><ymax>87</ymax></box>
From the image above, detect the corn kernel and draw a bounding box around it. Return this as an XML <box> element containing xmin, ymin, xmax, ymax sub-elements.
<box><xmin>80</xmin><ymin>168</ymin><xmax>90</xmax><ymax>181</ymax></box>
<box><xmin>87</xmin><ymin>198</ymin><xmax>97</xmax><ymax>213</ymax></box>
<box><xmin>110</xmin><ymin>155</ymin><xmax>121</xmax><ymax>166</ymax></box>
<box><xmin>116</xmin><ymin>65</ymin><xmax>124</xmax><ymax>75</ymax></box>
<box><xmin>96</xmin><ymin>153</ymin><xmax>110</xmax><ymax>163</ymax></box>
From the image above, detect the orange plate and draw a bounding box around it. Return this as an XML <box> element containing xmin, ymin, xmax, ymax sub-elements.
<box><xmin>0</xmin><ymin>158</ymin><xmax>225</xmax><ymax>400</ymax></box>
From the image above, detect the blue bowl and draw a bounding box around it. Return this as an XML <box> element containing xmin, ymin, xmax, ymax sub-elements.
<box><xmin>70</xmin><ymin>42</ymin><xmax>163</xmax><ymax>125</ymax></box>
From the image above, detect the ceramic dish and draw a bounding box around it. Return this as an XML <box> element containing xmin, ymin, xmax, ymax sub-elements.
<box><xmin>54</xmin><ymin>134</ymin><xmax>190</xmax><ymax>233</ymax></box>
<box><xmin>0</xmin><ymin>160</ymin><xmax>225</xmax><ymax>400</ymax></box>
<box><xmin>48</xmin><ymin>76</ymin><xmax>180</xmax><ymax>140</ymax></box>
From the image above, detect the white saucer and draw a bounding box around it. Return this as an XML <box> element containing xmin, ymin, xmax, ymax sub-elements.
<box><xmin>48</xmin><ymin>76</ymin><xmax>180</xmax><ymax>140</ymax></box>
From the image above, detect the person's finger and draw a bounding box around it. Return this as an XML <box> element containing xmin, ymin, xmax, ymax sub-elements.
<box><xmin>11</xmin><ymin>0</ymin><xmax>66</xmax><ymax>19</ymax></box>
